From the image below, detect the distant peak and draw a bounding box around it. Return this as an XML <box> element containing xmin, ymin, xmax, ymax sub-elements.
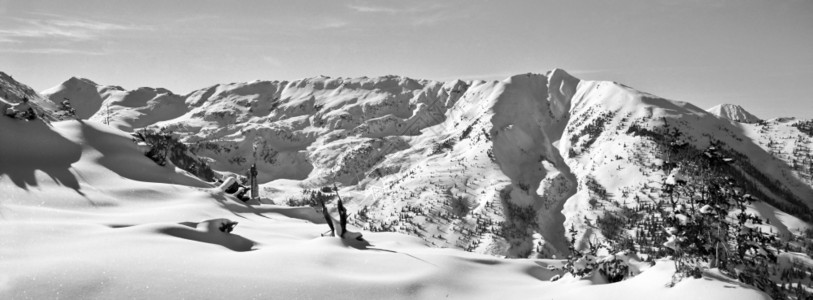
<box><xmin>710</xmin><ymin>103</ymin><xmax>741</xmax><ymax>110</ymax></box>
<box><xmin>65</xmin><ymin>76</ymin><xmax>99</xmax><ymax>87</ymax></box>
<box><xmin>707</xmin><ymin>103</ymin><xmax>761</xmax><ymax>123</ymax></box>
<box><xmin>546</xmin><ymin>68</ymin><xmax>581</xmax><ymax>120</ymax></box>
<box><xmin>546</xmin><ymin>68</ymin><xmax>575</xmax><ymax>79</ymax></box>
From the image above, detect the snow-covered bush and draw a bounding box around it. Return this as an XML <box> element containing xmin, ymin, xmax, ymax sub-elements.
<box><xmin>58</xmin><ymin>99</ymin><xmax>77</xmax><ymax>119</ymax></box>
<box><xmin>132</xmin><ymin>128</ymin><xmax>216</xmax><ymax>181</ymax></box>
<box><xmin>597</xmin><ymin>255</ymin><xmax>630</xmax><ymax>283</ymax></box>
<box><xmin>562</xmin><ymin>226</ymin><xmax>635</xmax><ymax>283</ymax></box>
<box><xmin>3</xmin><ymin>97</ymin><xmax>37</xmax><ymax>120</ymax></box>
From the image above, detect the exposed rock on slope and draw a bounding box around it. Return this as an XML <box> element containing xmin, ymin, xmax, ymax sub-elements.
<box><xmin>1</xmin><ymin>72</ymin><xmax>62</xmax><ymax>122</ymax></box>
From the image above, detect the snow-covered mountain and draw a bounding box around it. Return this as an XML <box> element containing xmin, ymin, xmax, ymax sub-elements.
<box><xmin>36</xmin><ymin>69</ymin><xmax>813</xmax><ymax>257</ymax></box>
<box><xmin>3</xmin><ymin>68</ymin><xmax>812</xmax><ymax>299</ymax></box>
<box><xmin>41</xmin><ymin>77</ymin><xmax>104</xmax><ymax>119</ymax></box>
<box><xmin>707</xmin><ymin>103</ymin><xmax>761</xmax><ymax>123</ymax></box>
<box><xmin>42</xmin><ymin>77</ymin><xmax>188</xmax><ymax>131</ymax></box>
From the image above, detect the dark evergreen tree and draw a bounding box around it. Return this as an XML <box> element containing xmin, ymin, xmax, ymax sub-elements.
<box><xmin>60</xmin><ymin>99</ymin><xmax>77</xmax><ymax>118</ymax></box>
<box><xmin>319</xmin><ymin>196</ymin><xmax>334</xmax><ymax>237</ymax></box>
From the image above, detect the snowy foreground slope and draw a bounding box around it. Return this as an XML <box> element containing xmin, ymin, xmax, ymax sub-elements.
<box><xmin>2</xmin><ymin>69</ymin><xmax>811</xmax><ymax>298</ymax></box>
<box><xmin>0</xmin><ymin>111</ymin><xmax>768</xmax><ymax>299</ymax></box>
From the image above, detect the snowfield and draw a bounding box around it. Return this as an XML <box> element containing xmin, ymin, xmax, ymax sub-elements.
<box><xmin>1</xmin><ymin>68</ymin><xmax>807</xmax><ymax>299</ymax></box>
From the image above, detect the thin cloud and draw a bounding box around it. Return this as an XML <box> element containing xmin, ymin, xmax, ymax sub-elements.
<box><xmin>312</xmin><ymin>19</ymin><xmax>350</xmax><ymax>30</ymax></box>
<box><xmin>347</xmin><ymin>4</ymin><xmax>401</xmax><ymax>14</ymax></box>
<box><xmin>0</xmin><ymin>48</ymin><xmax>107</xmax><ymax>55</ymax></box>
<box><xmin>0</xmin><ymin>14</ymin><xmax>147</xmax><ymax>43</ymax></box>
<box><xmin>436</xmin><ymin>71</ymin><xmax>516</xmax><ymax>82</ymax></box>
<box><xmin>262</xmin><ymin>56</ymin><xmax>283</xmax><ymax>67</ymax></box>
<box><xmin>347</xmin><ymin>2</ymin><xmax>462</xmax><ymax>27</ymax></box>
<box><xmin>347</xmin><ymin>3</ymin><xmax>449</xmax><ymax>15</ymax></box>
<box><xmin>441</xmin><ymin>68</ymin><xmax>614</xmax><ymax>81</ymax></box>
<box><xmin>0</xmin><ymin>36</ymin><xmax>21</xmax><ymax>44</ymax></box>
<box><xmin>411</xmin><ymin>13</ymin><xmax>448</xmax><ymax>26</ymax></box>
<box><xmin>172</xmin><ymin>14</ymin><xmax>221</xmax><ymax>24</ymax></box>
<box><xmin>568</xmin><ymin>68</ymin><xmax>617</xmax><ymax>75</ymax></box>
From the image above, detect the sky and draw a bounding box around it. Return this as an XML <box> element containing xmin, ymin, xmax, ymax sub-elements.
<box><xmin>1</xmin><ymin>0</ymin><xmax>811</xmax><ymax>118</ymax></box>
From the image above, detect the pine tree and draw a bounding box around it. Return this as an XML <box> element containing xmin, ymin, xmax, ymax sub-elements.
<box><xmin>318</xmin><ymin>195</ymin><xmax>334</xmax><ymax>237</ymax></box>
<box><xmin>662</xmin><ymin>144</ymin><xmax>779</xmax><ymax>290</ymax></box>
<box><xmin>337</xmin><ymin>185</ymin><xmax>348</xmax><ymax>238</ymax></box>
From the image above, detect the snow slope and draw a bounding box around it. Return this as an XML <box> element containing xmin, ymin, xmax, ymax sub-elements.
<box><xmin>0</xmin><ymin>114</ymin><xmax>768</xmax><ymax>300</ymax></box>
<box><xmin>707</xmin><ymin>103</ymin><xmax>761</xmax><ymax>123</ymax></box>
<box><xmin>89</xmin><ymin>86</ymin><xmax>188</xmax><ymax>131</ymax></box>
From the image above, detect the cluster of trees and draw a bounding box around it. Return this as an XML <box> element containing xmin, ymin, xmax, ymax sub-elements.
<box><xmin>431</xmin><ymin>138</ymin><xmax>456</xmax><ymax>155</ymax></box>
<box><xmin>567</xmin><ymin>121</ymin><xmax>813</xmax><ymax>299</ymax></box>
<box><xmin>58</xmin><ymin>99</ymin><xmax>77</xmax><ymax>119</ymax></box>
<box><xmin>349</xmin><ymin>185</ymin><xmax>541</xmax><ymax>256</ymax></box>
<box><xmin>568</xmin><ymin>110</ymin><xmax>615</xmax><ymax>158</ymax></box>
<box><xmin>331</xmin><ymin>139</ymin><xmax>390</xmax><ymax>181</ymax></box>
<box><xmin>713</xmin><ymin>143</ymin><xmax>813</xmax><ymax>223</ymax></box>
<box><xmin>585</xmin><ymin>176</ymin><xmax>609</xmax><ymax>208</ymax></box>
<box><xmin>446</xmin><ymin>189</ymin><xmax>473</xmax><ymax>218</ymax></box>
<box><xmin>793</xmin><ymin>120</ymin><xmax>813</xmax><ymax>137</ymax></box>
<box><xmin>632</xmin><ymin>124</ymin><xmax>788</xmax><ymax>294</ymax></box>
<box><xmin>660</xmin><ymin>149</ymin><xmax>779</xmax><ymax>288</ymax></box>
<box><xmin>132</xmin><ymin>128</ymin><xmax>216</xmax><ymax>181</ymax></box>
<box><xmin>559</xmin><ymin>224</ymin><xmax>632</xmax><ymax>281</ymax></box>
<box><xmin>625</xmin><ymin>205</ymin><xmax>669</xmax><ymax>257</ymax></box>
<box><xmin>285</xmin><ymin>188</ymin><xmax>333</xmax><ymax>207</ymax></box>
<box><xmin>596</xmin><ymin>210</ymin><xmax>626</xmax><ymax>240</ymax></box>
<box><xmin>496</xmin><ymin>188</ymin><xmax>538</xmax><ymax>257</ymax></box>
